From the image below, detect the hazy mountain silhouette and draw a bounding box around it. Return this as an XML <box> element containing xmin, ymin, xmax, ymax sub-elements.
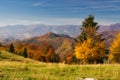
<box><xmin>0</xmin><ymin>23</ymin><xmax>120</xmax><ymax>45</ymax></box>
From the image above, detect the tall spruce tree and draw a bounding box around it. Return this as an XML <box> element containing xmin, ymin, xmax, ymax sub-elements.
<box><xmin>9</xmin><ymin>43</ymin><xmax>15</xmax><ymax>53</ymax></box>
<box><xmin>75</xmin><ymin>15</ymin><xmax>107</xmax><ymax>64</ymax></box>
<box><xmin>23</xmin><ymin>48</ymin><xmax>28</xmax><ymax>58</ymax></box>
<box><xmin>77</xmin><ymin>14</ymin><xmax>102</xmax><ymax>44</ymax></box>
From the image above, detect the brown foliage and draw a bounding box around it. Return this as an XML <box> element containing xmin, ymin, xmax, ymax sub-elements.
<box><xmin>15</xmin><ymin>42</ymin><xmax>57</xmax><ymax>62</ymax></box>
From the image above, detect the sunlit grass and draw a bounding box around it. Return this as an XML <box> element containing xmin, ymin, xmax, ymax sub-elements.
<box><xmin>0</xmin><ymin>51</ymin><xmax>120</xmax><ymax>80</ymax></box>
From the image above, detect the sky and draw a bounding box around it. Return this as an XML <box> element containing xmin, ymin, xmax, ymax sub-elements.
<box><xmin>0</xmin><ymin>0</ymin><xmax>120</xmax><ymax>26</ymax></box>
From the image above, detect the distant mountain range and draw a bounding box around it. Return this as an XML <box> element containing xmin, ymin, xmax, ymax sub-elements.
<box><xmin>0</xmin><ymin>24</ymin><xmax>80</xmax><ymax>39</ymax></box>
<box><xmin>99</xmin><ymin>23</ymin><xmax>120</xmax><ymax>32</ymax></box>
<box><xmin>0</xmin><ymin>23</ymin><xmax>120</xmax><ymax>44</ymax></box>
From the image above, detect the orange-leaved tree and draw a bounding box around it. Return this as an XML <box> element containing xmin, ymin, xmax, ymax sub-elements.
<box><xmin>109</xmin><ymin>33</ymin><xmax>120</xmax><ymax>63</ymax></box>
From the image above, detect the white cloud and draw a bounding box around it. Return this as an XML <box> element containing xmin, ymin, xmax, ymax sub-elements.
<box><xmin>0</xmin><ymin>19</ymin><xmax>44</xmax><ymax>27</ymax></box>
<box><xmin>106</xmin><ymin>0</ymin><xmax>120</xmax><ymax>3</ymax></box>
<box><xmin>0</xmin><ymin>17</ymin><xmax>119</xmax><ymax>27</ymax></box>
<box><xmin>0</xmin><ymin>17</ymin><xmax>83</xmax><ymax>27</ymax></box>
<box><xmin>46</xmin><ymin>18</ymin><xmax>83</xmax><ymax>25</ymax></box>
<box><xmin>32</xmin><ymin>1</ymin><xmax>49</xmax><ymax>7</ymax></box>
<box><xmin>70</xmin><ymin>4</ymin><xmax>120</xmax><ymax>12</ymax></box>
<box><xmin>18</xmin><ymin>19</ymin><xmax>44</xmax><ymax>24</ymax></box>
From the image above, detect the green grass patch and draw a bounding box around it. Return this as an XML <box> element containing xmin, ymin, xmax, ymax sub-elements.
<box><xmin>0</xmin><ymin>51</ymin><xmax>120</xmax><ymax>80</ymax></box>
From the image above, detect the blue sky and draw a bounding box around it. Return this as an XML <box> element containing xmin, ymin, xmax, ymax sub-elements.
<box><xmin>0</xmin><ymin>0</ymin><xmax>120</xmax><ymax>26</ymax></box>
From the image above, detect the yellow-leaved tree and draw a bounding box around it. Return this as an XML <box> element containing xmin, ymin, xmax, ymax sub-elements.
<box><xmin>75</xmin><ymin>38</ymin><xmax>107</xmax><ymax>64</ymax></box>
<box><xmin>109</xmin><ymin>33</ymin><xmax>120</xmax><ymax>63</ymax></box>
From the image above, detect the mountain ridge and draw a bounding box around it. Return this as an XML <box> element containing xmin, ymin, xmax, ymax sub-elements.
<box><xmin>0</xmin><ymin>23</ymin><xmax>120</xmax><ymax>45</ymax></box>
<box><xmin>20</xmin><ymin>32</ymin><xmax>76</xmax><ymax>62</ymax></box>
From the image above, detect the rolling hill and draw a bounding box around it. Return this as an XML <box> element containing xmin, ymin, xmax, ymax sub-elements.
<box><xmin>21</xmin><ymin>32</ymin><xmax>76</xmax><ymax>62</ymax></box>
<box><xmin>0</xmin><ymin>50</ymin><xmax>37</xmax><ymax>63</ymax></box>
<box><xmin>0</xmin><ymin>50</ymin><xmax>120</xmax><ymax>80</ymax></box>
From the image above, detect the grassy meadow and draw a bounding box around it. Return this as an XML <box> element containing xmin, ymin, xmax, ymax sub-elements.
<box><xmin>0</xmin><ymin>51</ymin><xmax>120</xmax><ymax>80</ymax></box>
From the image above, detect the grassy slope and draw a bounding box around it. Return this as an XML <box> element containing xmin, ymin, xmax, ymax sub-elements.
<box><xmin>0</xmin><ymin>51</ymin><xmax>120</xmax><ymax>80</ymax></box>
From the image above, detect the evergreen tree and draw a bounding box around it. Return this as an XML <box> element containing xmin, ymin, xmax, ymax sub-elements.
<box><xmin>23</xmin><ymin>48</ymin><xmax>28</xmax><ymax>58</ymax></box>
<box><xmin>9</xmin><ymin>43</ymin><xmax>15</xmax><ymax>53</ymax></box>
<box><xmin>77</xmin><ymin>14</ymin><xmax>103</xmax><ymax>44</ymax></box>
<box><xmin>75</xmin><ymin>15</ymin><xmax>107</xmax><ymax>64</ymax></box>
